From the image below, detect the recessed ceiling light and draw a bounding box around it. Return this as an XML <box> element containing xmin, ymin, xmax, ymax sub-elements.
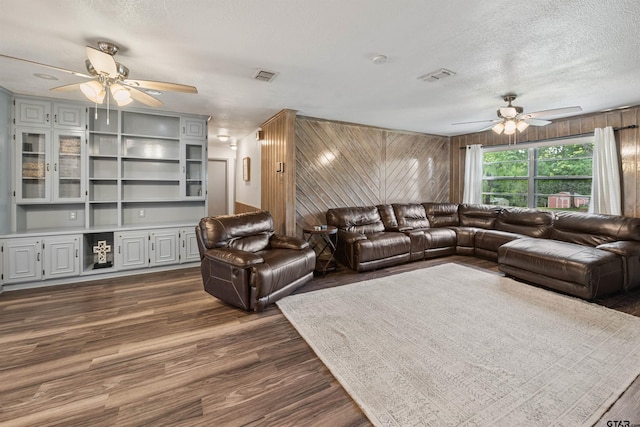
<box><xmin>145</xmin><ymin>89</ymin><xmax>162</xmax><ymax>95</ymax></box>
<box><xmin>371</xmin><ymin>54</ymin><xmax>388</xmax><ymax>64</ymax></box>
<box><xmin>217</xmin><ymin>134</ymin><xmax>230</xmax><ymax>142</ymax></box>
<box><xmin>34</xmin><ymin>73</ymin><xmax>58</xmax><ymax>80</ymax></box>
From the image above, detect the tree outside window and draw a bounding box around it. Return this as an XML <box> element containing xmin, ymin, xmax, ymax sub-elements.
<box><xmin>482</xmin><ymin>138</ymin><xmax>593</xmax><ymax>211</ymax></box>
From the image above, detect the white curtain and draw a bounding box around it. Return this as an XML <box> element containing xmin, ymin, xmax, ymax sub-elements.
<box><xmin>462</xmin><ymin>144</ymin><xmax>483</xmax><ymax>204</ymax></box>
<box><xmin>589</xmin><ymin>126</ymin><xmax>621</xmax><ymax>215</ymax></box>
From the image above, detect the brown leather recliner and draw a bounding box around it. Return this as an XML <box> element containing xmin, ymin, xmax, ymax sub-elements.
<box><xmin>195</xmin><ymin>211</ymin><xmax>316</xmax><ymax>311</ymax></box>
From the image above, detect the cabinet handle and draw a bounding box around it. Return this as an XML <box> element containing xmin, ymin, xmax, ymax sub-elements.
<box><xmin>76</xmin><ymin>249</ymin><xmax>79</xmax><ymax>258</ymax></box>
<box><xmin>151</xmin><ymin>243</ymin><xmax>154</xmax><ymax>251</ymax></box>
<box><xmin>182</xmin><ymin>126</ymin><xmax>185</xmax><ymax>134</ymax></box>
<box><xmin>46</xmin><ymin>113</ymin><xmax>50</xmax><ymax>123</ymax></box>
<box><xmin>46</xmin><ymin>163</ymin><xmax>50</xmax><ymax>172</ymax></box>
<box><xmin>183</xmin><ymin>166</ymin><xmax>186</xmax><ymax>173</ymax></box>
<box><xmin>118</xmin><ymin>246</ymin><xmax>121</xmax><ymax>254</ymax></box>
<box><xmin>54</xmin><ymin>163</ymin><xmax>57</xmax><ymax>172</ymax></box>
<box><xmin>182</xmin><ymin>240</ymin><xmax>185</xmax><ymax>247</ymax></box>
<box><xmin>54</xmin><ymin>114</ymin><xmax>58</xmax><ymax>123</ymax></box>
<box><xmin>37</xmin><ymin>252</ymin><xmax>40</xmax><ymax>262</ymax></box>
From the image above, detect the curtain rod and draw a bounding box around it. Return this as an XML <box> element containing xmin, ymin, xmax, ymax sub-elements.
<box><xmin>459</xmin><ymin>124</ymin><xmax>637</xmax><ymax>149</ymax></box>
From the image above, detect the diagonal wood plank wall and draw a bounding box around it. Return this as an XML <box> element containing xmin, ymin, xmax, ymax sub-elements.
<box><xmin>450</xmin><ymin>106</ymin><xmax>640</xmax><ymax>217</ymax></box>
<box><xmin>295</xmin><ymin>116</ymin><xmax>450</xmax><ymax>236</ymax></box>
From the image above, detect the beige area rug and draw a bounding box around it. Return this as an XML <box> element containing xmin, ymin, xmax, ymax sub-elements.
<box><xmin>277</xmin><ymin>263</ymin><xmax>640</xmax><ymax>426</ymax></box>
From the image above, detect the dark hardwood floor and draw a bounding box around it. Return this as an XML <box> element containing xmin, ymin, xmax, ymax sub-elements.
<box><xmin>1</xmin><ymin>256</ymin><xmax>639</xmax><ymax>426</ymax></box>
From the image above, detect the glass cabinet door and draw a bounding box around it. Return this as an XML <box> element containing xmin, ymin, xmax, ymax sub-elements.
<box><xmin>184</xmin><ymin>142</ymin><xmax>204</xmax><ymax>199</ymax></box>
<box><xmin>16</xmin><ymin>130</ymin><xmax>50</xmax><ymax>202</ymax></box>
<box><xmin>54</xmin><ymin>132</ymin><xmax>84</xmax><ymax>202</ymax></box>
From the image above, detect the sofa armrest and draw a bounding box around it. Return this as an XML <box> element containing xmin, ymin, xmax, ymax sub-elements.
<box><xmin>597</xmin><ymin>241</ymin><xmax>640</xmax><ymax>257</ymax></box>
<box><xmin>338</xmin><ymin>230</ymin><xmax>367</xmax><ymax>244</ymax></box>
<box><xmin>204</xmin><ymin>248</ymin><xmax>264</xmax><ymax>267</ymax></box>
<box><xmin>270</xmin><ymin>234</ymin><xmax>310</xmax><ymax>250</ymax></box>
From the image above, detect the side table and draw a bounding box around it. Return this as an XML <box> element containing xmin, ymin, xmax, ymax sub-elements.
<box><xmin>302</xmin><ymin>225</ymin><xmax>338</xmax><ymax>276</ymax></box>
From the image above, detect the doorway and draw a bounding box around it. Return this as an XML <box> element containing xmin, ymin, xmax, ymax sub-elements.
<box><xmin>208</xmin><ymin>159</ymin><xmax>228</xmax><ymax>216</ymax></box>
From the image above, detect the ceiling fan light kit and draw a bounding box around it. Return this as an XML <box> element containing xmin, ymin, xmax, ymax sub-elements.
<box><xmin>0</xmin><ymin>40</ymin><xmax>197</xmax><ymax>124</ymax></box>
<box><xmin>454</xmin><ymin>94</ymin><xmax>582</xmax><ymax>142</ymax></box>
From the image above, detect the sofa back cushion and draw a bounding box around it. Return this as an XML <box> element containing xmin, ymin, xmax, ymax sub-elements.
<box><xmin>458</xmin><ymin>204</ymin><xmax>501</xmax><ymax>229</ymax></box>
<box><xmin>423</xmin><ymin>203</ymin><xmax>460</xmax><ymax>227</ymax></box>
<box><xmin>496</xmin><ymin>207</ymin><xmax>553</xmax><ymax>238</ymax></box>
<box><xmin>392</xmin><ymin>203</ymin><xmax>430</xmax><ymax>229</ymax></box>
<box><xmin>198</xmin><ymin>211</ymin><xmax>274</xmax><ymax>252</ymax></box>
<box><xmin>326</xmin><ymin>206</ymin><xmax>385</xmax><ymax>234</ymax></box>
<box><xmin>551</xmin><ymin>211</ymin><xmax>640</xmax><ymax>246</ymax></box>
<box><xmin>376</xmin><ymin>204</ymin><xmax>398</xmax><ymax>229</ymax></box>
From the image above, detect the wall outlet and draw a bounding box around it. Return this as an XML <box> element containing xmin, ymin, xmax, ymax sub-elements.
<box><xmin>138</xmin><ymin>209</ymin><xmax>145</xmax><ymax>218</ymax></box>
<box><xmin>69</xmin><ymin>211</ymin><xmax>77</xmax><ymax>221</ymax></box>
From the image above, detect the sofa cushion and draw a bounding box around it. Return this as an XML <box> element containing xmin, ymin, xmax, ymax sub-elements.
<box><xmin>377</xmin><ymin>204</ymin><xmax>398</xmax><ymax>229</ymax></box>
<box><xmin>326</xmin><ymin>206</ymin><xmax>385</xmax><ymax>234</ymax></box>
<box><xmin>422</xmin><ymin>228</ymin><xmax>457</xmax><ymax>249</ymax></box>
<box><xmin>458</xmin><ymin>204</ymin><xmax>501</xmax><ymax>229</ymax></box>
<box><xmin>423</xmin><ymin>203</ymin><xmax>460</xmax><ymax>227</ymax></box>
<box><xmin>550</xmin><ymin>211</ymin><xmax>640</xmax><ymax>246</ymax></box>
<box><xmin>392</xmin><ymin>203</ymin><xmax>430</xmax><ymax>230</ymax></box>
<box><xmin>355</xmin><ymin>232</ymin><xmax>411</xmax><ymax>262</ymax></box>
<box><xmin>496</xmin><ymin>207</ymin><xmax>553</xmax><ymax>238</ymax></box>
<box><xmin>475</xmin><ymin>229</ymin><xmax>523</xmax><ymax>253</ymax></box>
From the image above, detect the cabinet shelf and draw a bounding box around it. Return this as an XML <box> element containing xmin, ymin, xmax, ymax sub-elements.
<box><xmin>121</xmin><ymin>133</ymin><xmax>180</xmax><ymax>141</ymax></box>
<box><xmin>89</xmin><ymin>154</ymin><xmax>118</xmax><ymax>159</ymax></box>
<box><xmin>121</xmin><ymin>156</ymin><xmax>179</xmax><ymax>162</ymax></box>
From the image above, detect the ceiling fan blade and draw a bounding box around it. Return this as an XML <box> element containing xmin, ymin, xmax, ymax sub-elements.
<box><xmin>128</xmin><ymin>86</ymin><xmax>163</xmax><ymax>107</ymax></box>
<box><xmin>50</xmin><ymin>82</ymin><xmax>86</xmax><ymax>92</ymax></box>
<box><xmin>521</xmin><ymin>106</ymin><xmax>582</xmax><ymax>119</ymax></box>
<box><xmin>452</xmin><ymin>119</ymin><xmax>501</xmax><ymax>126</ymax></box>
<box><xmin>123</xmin><ymin>79</ymin><xmax>198</xmax><ymax>93</ymax></box>
<box><xmin>86</xmin><ymin>46</ymin><xmax>118</xmax><ymax>77</ymax></box>
<box><xmin>0</xmin><ymin>53</ymin><xmax>93</xmax><ymax>79</ymax></box>
<box><xmin>524</xmin><ymin>118</ymin><xmax>552</xmax><ymax>126</ymax></box>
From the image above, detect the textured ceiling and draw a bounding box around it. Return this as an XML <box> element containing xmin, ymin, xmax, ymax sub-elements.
<box><xmin>1</xmin><ymin>0</ymin><xmax>639</xmax><ymax>144</ymax></box>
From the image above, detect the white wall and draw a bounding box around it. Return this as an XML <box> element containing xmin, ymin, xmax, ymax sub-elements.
<box><xmin>235</xmin><ymin>129</ymin><xmax>262</xmax><ymax>209</ymax></box>
<box><xmin>0</xmin><ymin>88</ymin><xmax>11</xmax><ymax>234</ymax></box>
<box><xmin>207</xmin><ymin>143</ymin><xmax>236</xmax><ymax>215</ymax></box>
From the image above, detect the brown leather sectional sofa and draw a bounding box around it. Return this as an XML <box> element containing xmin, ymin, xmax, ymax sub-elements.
<box><xmin>326</xmin><ymin>203</ymin><xmax>640</xmax><ymax>299</ymax></box>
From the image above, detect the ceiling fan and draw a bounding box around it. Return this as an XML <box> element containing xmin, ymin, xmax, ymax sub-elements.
<box><xmin>0</xmin><ymin>41</ymin><xmax>197</xmax><ymax>108</ymax></box>
<box><xmin>452</xmin><ymin>94</ymin><xmax>582</xmax><ymax>135</ymax></box>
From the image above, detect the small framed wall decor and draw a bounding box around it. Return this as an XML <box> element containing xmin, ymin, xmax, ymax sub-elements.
<box><xmin>243</xmin><ymin>157</ymin><xmax>250</xmax><ymax>181</ymax></box>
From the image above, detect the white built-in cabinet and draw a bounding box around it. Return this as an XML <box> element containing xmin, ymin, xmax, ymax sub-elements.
<box><xmin>2</xmin><ymin>95</ymin><xmax>208</xmax><ymax>289</ymax></box>
<box><xmin>115</xmin><ymin>228</ymin><xmax>196</xmax><ymax>271</ymax></box>
<box><xmin>1</xmin><ymin>234</ymin><xmax>80</xmax><ymax>284</ymax></box>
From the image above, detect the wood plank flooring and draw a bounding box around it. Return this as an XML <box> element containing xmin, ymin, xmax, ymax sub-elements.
<box><xmin>1</xmin><ymin>256</ymin><xmax>639</xmax><ymax>426</ymax></box>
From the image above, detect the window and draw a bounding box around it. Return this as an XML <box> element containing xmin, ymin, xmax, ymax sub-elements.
<box><xmin>482</xmin><ymin>137</ymin><xmax>593</xmax><ymax>211</ymax></box>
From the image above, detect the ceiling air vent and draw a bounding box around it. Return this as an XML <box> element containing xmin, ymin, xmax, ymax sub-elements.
<box><xmin>253</xmin><ymin>69</ymin><xmax>279</xmax><ymax>82</ymax></box>
<box><xmin>417</xmin><ymin>68</ymin><xmax>456</xmax><ymax>82</ymax></box>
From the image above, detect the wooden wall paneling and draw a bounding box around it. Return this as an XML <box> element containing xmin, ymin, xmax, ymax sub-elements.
<box><xmin>620</xmin><ymin>110</ymin><xmax>638</xmax><ymax>216</ymax></box>
<box><xmin>261</xmin><ymin>109</ymin><xmax>297</xmax><ymax>235</ymax></box>
<box><xmin>234</xmin><ymin>201</ymin><xmax>261</xmax><ymax>214</ymax></box>
<box><xmin>384</xmin><ymin>132</ymin><xmax>449</xmax><ymax>204</ymax></box>
<box><xmin>295</xmin><ymin>117</ymin><xmax>450</xmax><ymax>236</ymax></box>
<box><xmin>295</xmin><ymin>118</ymin><xmax>385</xmax><ymax>235</ymax></box>
<box><xmin>450</xmin><ymin>106</ymin><xmax>640</xmax><ymax>217</ymax></box>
